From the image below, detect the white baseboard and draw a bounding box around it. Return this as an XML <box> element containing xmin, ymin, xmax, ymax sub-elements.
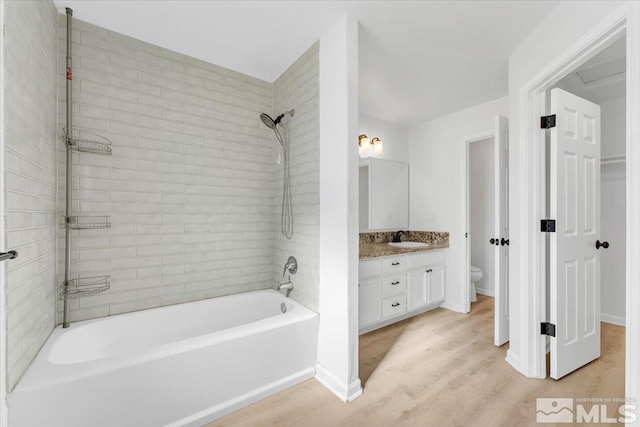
<box><xmin>315</xmin><ymin>363</ymin><xmax>362</xmax><ymax>402</ymax></box>
<box><xmin>601</xmin><ymin>313</ymin><xmax>625</xmax><ymax>327</ymax></box>
<box><xmin>475</xmin><ymin>288</ymin><xmax>494</xmax><ymax>297</ymax></box>
<box><xmin>440</xmin><ymin>300</ymin><xmax>465</xmax><ymax>314</ymax></box>
<box><xmin>359</xmin><ymin>300</ymin><xmax>444</xmax><ymax>334</ymax></box>
<box><xmin>347</xmin><ymin>379</ymin><xmax>363</xmax><ymax>402</ymax></box>
<box><xmin>505</xmin><ymin>349</ymin><xmax>519</xmax><ymax>372</ymax></box>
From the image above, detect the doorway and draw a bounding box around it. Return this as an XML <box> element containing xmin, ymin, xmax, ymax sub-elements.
<box><xmin>469</xmin><ymin>136</ymin><xmax>495</xmax><ymax>307</ymax></box>
<box><xmin>542</xmin><ymin>35</ymin><xmax>627</xmax><ymax>380</ymax></box>
<box><xmin>462</xmin><ymin>114</ymin><xmax>509</xmax><ymax>347</ymax></box>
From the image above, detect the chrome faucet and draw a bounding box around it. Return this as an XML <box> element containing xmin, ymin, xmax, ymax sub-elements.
<box><xmin>277</xmin><ymin>256</ymin><xmax>297</xmax><ymax>297</ymax></box>
<box><xmin>277</xmin><ymin>280</ymin><xmax>294</xmax><ymax>297</ymax></box>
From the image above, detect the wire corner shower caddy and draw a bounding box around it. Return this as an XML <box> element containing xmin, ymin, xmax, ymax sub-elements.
<box><xmin>60</xmin><ymin>7</ymin><xmax>113</xmax><ymax>327</ymax></box>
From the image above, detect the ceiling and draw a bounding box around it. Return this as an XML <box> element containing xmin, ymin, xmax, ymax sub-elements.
<box><xmin>53</xmin><ymin>1</ymin><xmax>560</xmax><ymax>126</ymax></box>
<box><xmin>554</xmin><ymin>37</ymin><xmax>626</xmax><ymax>104</ymax></box>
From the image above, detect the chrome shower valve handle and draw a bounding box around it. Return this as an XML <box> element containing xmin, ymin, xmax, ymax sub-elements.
<box><xmin>282</xmin><ymin>256</ymin><xmax>297</xmax><ymax>277</ymax></box>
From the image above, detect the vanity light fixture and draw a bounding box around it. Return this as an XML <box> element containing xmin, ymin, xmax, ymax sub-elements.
<box><xmin>359</xmin><ymin>134</ymin><xmax>383</xmax><ymax>157</ymax></box>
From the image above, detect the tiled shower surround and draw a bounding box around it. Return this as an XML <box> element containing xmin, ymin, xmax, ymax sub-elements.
<box><xmin>4</xmin><ymin>0</ymin><xmax>58</xmax><ymax>390</ymax></box>
<box><xmin>55</xmin><ymin>17</ymin><xmax>320</xmax><ymax>322</ymax></box>
<box><xmin>272</xmin><ymin>44</ymin><xmax>319</xmax><ymax>311</ymax></box>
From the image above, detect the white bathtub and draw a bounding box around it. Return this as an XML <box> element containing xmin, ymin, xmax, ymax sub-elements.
<box><xmin>8</xmin><ymin>290</ymin><xmax>319</xmax><ymax>427</ymax></box>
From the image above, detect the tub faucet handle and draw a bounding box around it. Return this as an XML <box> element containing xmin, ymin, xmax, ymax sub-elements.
<box><xmin>283</xmin><ymin>256</ymin><xmax>297</xmax><ymax>277</ymax></box>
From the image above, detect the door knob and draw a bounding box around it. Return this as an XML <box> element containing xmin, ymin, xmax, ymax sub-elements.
<box><xmin>0</xmin><ymin>251</ymin><xmax>18</xmax><ymax>262</ymax></box>
<box><xmin>596</xmin><ymin>240</ymin><xmax>609</xmax><ymax>249</ymax></box>
<box><xmin>490</xmin><ymin>238</ymin><xmax>495</xmax><ymax>245</ymax></box>
<box><xmin>501</xmin><ymin>238</ymin><xmax>509</xmax><ymax>246</ymax></box>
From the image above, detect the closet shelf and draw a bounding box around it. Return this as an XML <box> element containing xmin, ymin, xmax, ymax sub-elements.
<box><xmin>61</xmin><ymin>215</ymin><xmax>111</xmax><ymax>230</ymax></box>
<box><xmin>601</xmin><ymin>155</ymin><xmax>626</xmax><ymax>165</ymax></box>
<box><xmin>63</xmin><ymin>127</ymin><xmax>112</xmax><ymax>155</ymax></box>
<box><xmin>59</xmin><ymin>276</ymin><xmax>110</xmax><ymax>300</ymax></box>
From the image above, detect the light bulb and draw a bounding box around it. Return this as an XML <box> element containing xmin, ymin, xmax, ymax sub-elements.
<box><xmin>359</xmin><ymin>134</ymin><xmax>371</xmax><ymax>158</ymax></box>
<box><xmin>372</xmin><ymin>137</ymin><xmax>383</xmax><ymax>155</ymax></box>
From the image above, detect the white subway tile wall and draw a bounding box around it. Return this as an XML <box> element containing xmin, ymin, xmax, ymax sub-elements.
<box><xmin>272</xmin><ymin>44</ymin><xmax>320</xmax><ymax>311</ymax></box>
<box><xmin>4</xmin><ymin>0</ymin><xmax>58</xmax><ymax>389</ymax></box>
<box><xmin>55</xmin><ymin>16</ymin><xmax>280</xmax><ymax>324</ymax></box>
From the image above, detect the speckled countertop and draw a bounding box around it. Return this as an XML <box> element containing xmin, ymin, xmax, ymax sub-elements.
<box><xmin>359</xmin><ymin>231</ymin><xmax>449</xmax><ymax>259</ymax></box>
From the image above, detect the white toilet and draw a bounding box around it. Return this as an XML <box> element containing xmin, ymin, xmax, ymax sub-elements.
<box><xmin>470</xmin><ymin>265</ymin><xmax>483</xmax><ymax>303</ymax></box>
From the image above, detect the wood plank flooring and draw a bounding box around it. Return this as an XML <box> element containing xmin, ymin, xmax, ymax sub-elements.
<box><xmin>210</xmin><ymin>295</ymin><xmax>625</xmax><ymax>427</ymax></box>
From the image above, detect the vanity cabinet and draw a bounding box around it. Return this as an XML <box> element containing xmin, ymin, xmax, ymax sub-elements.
<box><xmin>359</xmin><ymin>250</ymin><xmax>446</xmax><ymax>333</ymax></box>
<box><xmin>359</xmin><ymin>277</ymin><xmax>382</xmax><ymax>326</ymax></box>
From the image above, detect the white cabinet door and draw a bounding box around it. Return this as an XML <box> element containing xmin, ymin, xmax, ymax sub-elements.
<box><xmin>427</xmin><ymin>264</ymin><xmax>445</xmax><ymax>304</ymax></box>
<box><xmin>359</xmin><ymin>277</ymin><xmax>382</xmax><ymax>327</ymax></box>
<box><xmin>407</xmin><ymin>268</ymin><xmax>428</xmax><ymax>310</ymax></box>
<box><xmin>369</xmin><ymin>158</ymin><xmax>409</xmax><ymax>230</ymax></box>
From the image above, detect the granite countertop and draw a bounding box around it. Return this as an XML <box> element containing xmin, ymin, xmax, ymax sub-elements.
<box><xmin>359</xmin><ymin>230</ymin><xmax>449</xmax><ymax>259</ymax></box>
<box><xmin>359</xmin><ymin>241</ymin><xmax>449</xmax><ymax>259</ymax></box>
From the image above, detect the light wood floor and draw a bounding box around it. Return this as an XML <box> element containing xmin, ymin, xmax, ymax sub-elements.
<box><xmin>210</xmin><ymin>295</ymin><xmax>625</xmax><ymax>427</ymax></box>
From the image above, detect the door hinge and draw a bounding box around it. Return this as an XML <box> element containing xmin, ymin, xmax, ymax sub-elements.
<box><xmin>541</xmin><ymin>322</ymin><xmax>556</xmax><ymax>337</ymax></box>
<box><xmin>541</xmin><ymin>114</ymin><xmax>556</xmax><ymax>129</ymax></box>
<box><xmin>541</xmin><ymin>219</ymin><xmax>556</xmax><ymax>233</ymax></box>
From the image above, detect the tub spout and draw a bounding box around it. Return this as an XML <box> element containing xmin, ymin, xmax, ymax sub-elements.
<box><xmin>277</xmin><ymin>280</ymin><xmax>294</xmax><ymax>297</ymax></box>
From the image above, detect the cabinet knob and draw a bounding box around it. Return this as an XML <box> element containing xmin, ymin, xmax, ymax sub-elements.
<box><xmin>391</xmin><ymin>262</ymin><xmax>400</xmax><ymax>266</ymax></box>
<box><xmin>391</xmin><ymin>302</ymin><xmax>400</xmax><ymax>307</ymax></box>
<box><xmin>391</xmin><ymin>281</ymin><xmax>400</xmax><ymax>285</ymax></box>
<box><xmin>425</xmin><ymin>269</ymin><xmax>432</xmax><ymax>273</ymax></box>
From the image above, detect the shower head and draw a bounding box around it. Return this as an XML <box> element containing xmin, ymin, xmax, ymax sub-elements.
<box><xmin>260</xmin><ymin>113</ymin><xmax>277</xmax><ymax>130</ymax></box>
<box><xmin>259</xmin><ymin>110</ymin><xmax>295</xmax><ymax>130</ymax></box>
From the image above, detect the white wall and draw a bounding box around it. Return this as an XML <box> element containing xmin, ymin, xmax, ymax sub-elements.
<box><xmin>358</xmin><ymin>113</ymin><xmax>409</xmax><ymax>163</ymax></box>
<box><xmin>469</xmin><ymin>138</ymin><xmax>495</xmax><ymax>294</ymax></box>
<box><xmin>508</xmin><ymin>0</ymin><xmax>624</xmax><ymax>377</ymax></box>
<box><xmin>272</xmin><ymin>43</ymin><xmax>320</xmax><ymax>311</ymax></box>
<box><xmin>4</xmin><ymin>0</ymin><xmax>58</xmax><ymax>391</ymax></box>
<box><xmin>602</xmin><ymin>96</ymin><xmax>626</xmax><ymax>158</ymax></box>
<box><xmin>317</xmin><ymin>14</ymin><xmax>361</xmax><ymax>402</ymax></box>
<box><xmin>601</xmin><ymin>96</ymin><xmax>626</xmax><ymax>325</ymax></box>
<box><xmin>409</xmin><ymin>96</ymin><xmax>508</xmax><ymax>313</ymax></box>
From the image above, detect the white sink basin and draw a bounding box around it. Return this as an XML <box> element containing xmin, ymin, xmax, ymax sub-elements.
<box><xmin>388</xmin><ymin>242</ymin><xmax>429</xmax><ymax>248</ymax></box>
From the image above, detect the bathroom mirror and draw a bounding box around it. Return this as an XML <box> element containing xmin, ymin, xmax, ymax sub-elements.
<box><xmin>359</xmin><ymin>158</ymin><xmax>409</xmax><ymax>231</ymax></box>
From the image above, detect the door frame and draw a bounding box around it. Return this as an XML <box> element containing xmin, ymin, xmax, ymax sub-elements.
<box><xmin>460</xmin><ymin>128</ymin><xmax>494</xmax><ymax>315</ymax></box>
<box><xmin>518</xmin><ymin>3</ymin><xmax>640</xmax><ymax>402</ymax></box>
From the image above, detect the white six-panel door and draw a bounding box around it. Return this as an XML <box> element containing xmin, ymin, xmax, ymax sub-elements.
<box><xmin>550</xmin><ymin>88</ymin><xmax>601</xmax><ymax>379</ymax></box>
<box><xmin>494</xmin><ymin>115</ymin><xmax>510</xmax><ymax>346</ymax></box>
